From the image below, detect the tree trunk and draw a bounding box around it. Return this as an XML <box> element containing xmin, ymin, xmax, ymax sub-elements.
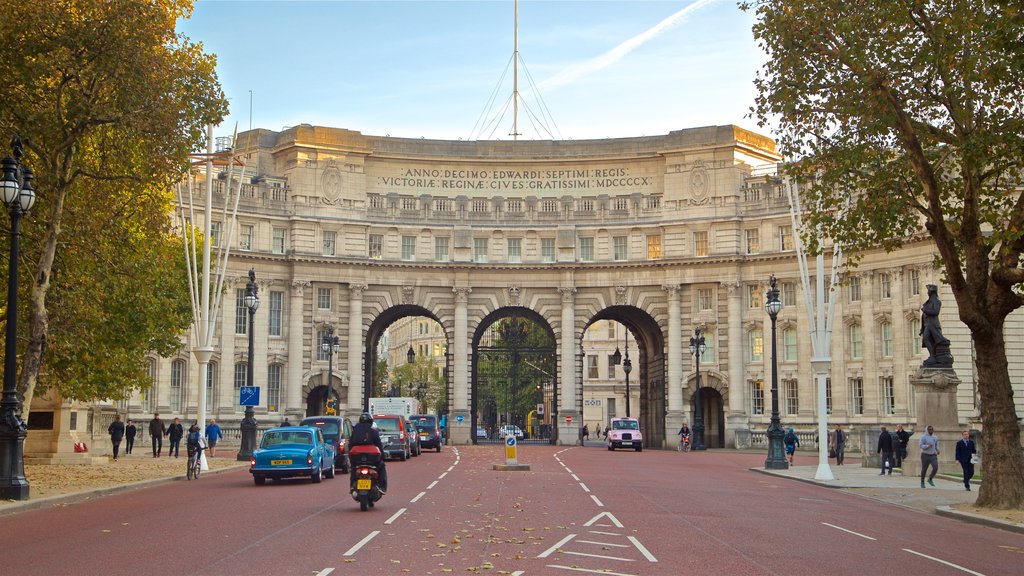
<box><xmin>972</xmin><ymin>326</ymin><xmax>1024</xmax><ymax>509</ymax></box>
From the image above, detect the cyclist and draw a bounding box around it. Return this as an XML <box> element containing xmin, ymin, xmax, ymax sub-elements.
<box><xmin>186</xmin><ymin>424</ymin><xmax>204</xmax><ymax>477</ymax></box>
<box><xmin>677</xmin><ymin>423</ymin><xmax>691</xmax><ymax>452</ymax></box>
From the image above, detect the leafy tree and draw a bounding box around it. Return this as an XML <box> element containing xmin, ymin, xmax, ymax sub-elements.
<box><xmin>0</xmin><ymin>1</ymin><xmax>226</xmax><ymax>413</ymax></box>
<box><xmin>742</xmin><ymin>0</ymin><xmax>1024</xmax><ymax>508</ymax></box>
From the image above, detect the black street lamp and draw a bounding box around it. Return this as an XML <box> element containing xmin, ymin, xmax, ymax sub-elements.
<box><xmin>237</xmin><ymin>268</ymin><xmax>259</xmax><ymax>461</ymax></box>
<box><xmin>764</xmin><ymin>274</ymin><xmax>788</xmax><ymax>469</ymax></box>
<box><xmin>321</xmin><ymin>327</ymin><xmax>341</xmax><ymax>414</ymax></box>
<box><xmin>689</xmin><ymin>328</ymin><xmax>707</xmax><ymax>451</ymax></box>
<box><xmin>0</xmin><ymin>136</ymin><xmax>35</xmax><ymax>500</ymax></box>
<box><xmin>622</xmin><ymin>331</ymin><xmax>632</xmax><ymax>418</ymax></box>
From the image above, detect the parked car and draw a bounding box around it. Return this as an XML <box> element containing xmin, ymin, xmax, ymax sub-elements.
<box><xmin>412</xmin><ymin>414</ymin><xmax>443</xmax><ymax>452</ymax></box>
<box><xmin>373</xmin><ymin>414</ymin><xmax>411</xmax><ymax>461</ymax></box>
<box><xmin>250</xmin><ymin>426</ymin><xmax>336</xmax><ymax>485</ymax></box>
<box><xmin>476</xmin><ymin>426</ymin><xmax>488</xmax><ymax>440</ymax></box>
<box><xmin>498</xmin><ymin>424</ymin><xmax>524</xmax><ymax>440</ymax></box>
<box><xmin>606</xmin><ymin>417</ymin><xmax>643</xmax><ymax>451</ymax></box>
<box><xmin>404</xmin><ymin>419</ymin><xmax>422</xmax><ymax>456</ymax></box>
<box><xmin>300</xmin><ymin>415</ymin><xmax>353</xmax><ymax>472</ymax></box>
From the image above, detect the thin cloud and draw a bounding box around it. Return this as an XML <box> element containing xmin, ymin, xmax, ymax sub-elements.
<box><xmin>538</xmin><ymin>0</ymin><xmax>723</xmax><ymax>92</ymax></box>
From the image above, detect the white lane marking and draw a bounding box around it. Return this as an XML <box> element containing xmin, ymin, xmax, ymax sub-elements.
<box><xmin>343</xmin><ymin>530</ymin><xmax>379</xmax><ymax>556</ymax></box>
<box><xmin>545</xmin><ymin>565</ymin><xmax>637</xmax><ymax>576</ymax></box>
<box><xmin>571</xmin><ymin>474</ymin><xmax>580</xmax><ymax>481</ymax></box>
<box><xmin>903</xmin><ymin>549</ymin><xmax>986</xmax><ymax>576</ymax></box>
<box><xmin>563</xmin><ymin>550</ymin><xmax>634</xmax><ymax>562</ymax></box>
<box><xmin>588</xmin><ymin>530</ymin><xmax>623</xmax><ymax>536</ymax></box>
<box><xmin>538</xmin><ymin>534</ymin><xmax>577</xmax><ymax>558</ymax></box>
<box><xmin>821</xmin><ymin>522</ymin><xmax>876</xmax><ymax>540</ymax></box>
<box><xmin>584</xmin><ymin>511</ymin><xmax>624</xmax><ymax>527</ymax></box>
<box><xmin>627</xmin><ymin>536</ymin><xmax>658</xmax><ymax>562</ymax></box>
<box><xmin>510</xmin><ymin>572</ymin><xmax>525</xmax><ymax>576</ymax></box>
<box><xmin>314</xmin><ymin>569</ymin><xmax>334</xmax><ymax>576</ymax></box>
<box><xmin>384</xmin><ymin>508</ymin><xmax>406</xmax><ymax>525</ymax></box>
<box><xmin>427</xmin><ymin>480</ymin><xmax>438</xmax><ymax>489</ymax></box>
<box><xmin>577</xmin><ymin>539</ymin><xmax>629</xmax><ymax>548</ymax></box>
<box><xmin>438</xmin><ymin>472</ymin><xmax>448</xmax><ymax>479</ymax></box>
<box><xmin>447</xmin><ymin>466</ymin><xmax>454</xmax><ymax>472</ymax></box>
<box><xmin>579</xmin><ymin>482</ymin><xmax>591</xmax><ymax>493</ymax></box>
<box><xmin>590</xmin><ymin>494</ymin><xmax>604</xmax><ymax>507</ymax></box>
<box><xmin>410</xmin><ymin>491</ymin><xmax>426</xmax><ymax>503</ymax></box>
<box><xmin>565</xmin><ymin>468</ymin><xmax>573</xmax><ymax>474</ymax></box>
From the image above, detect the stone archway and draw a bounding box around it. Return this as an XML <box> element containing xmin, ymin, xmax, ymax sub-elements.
<box><xmin>363</xmin><ymin>304</ymin><xmax>449</xmax><ymax>414</ymax></box>
<box><xmin>690</xmin><ymin>379</ymin><xmax>726</xmax><ymax>448</ymax></box>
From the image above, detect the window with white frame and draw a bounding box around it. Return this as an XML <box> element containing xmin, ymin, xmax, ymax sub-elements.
<box><xmin>210</xmin><ymin>221</ymin><xmax>221</xmax><ymax>247</ymax></box>
<box><xmin>826</xmin><ymin>377</ymin><xmax>833</xmax><ymax>414</ymax></box>
<box><xmin>607</xmin><ymin>321</ymin><xmax>616</xmax><ymax>338</ymax></box>
<box><xmin>783</xmin><ymin>328</ymin><xmax>797</xmax><ymax>361</ymax></box>
<box><xmin>473</xmin><ymin>238</ymin><xmax>488</xmax><ymax>263</ymax></box>
<box><xmin>507</xmin><ymin>238</ymin><xmax>522</xmax><ymax>263</ymax></box>
<box><xmin>848</xmin><ymin>276</ymin><xmax>861</xmax><ymax>301</ymax></box>
<box><xmin>782</xmin><ymin>281</ymin><xmax>796</xmax><ymax>307</ymax></box>
<box><xmin>170</xmin><ymin>360</ymin><xmax>184</xmax><ymax>413</ymax></box>
<box><xmin>908</xmin><ymin>318</ymin><xmax>922</xmax><ymax>355</ymax></box>
<box><xmin>745</xmin><ymin>228</ymin><xmax>760</xmax><ymax>254</ymax></box>
<box><xmin>317</xmin><ymin>287</ymin><xmax>332</xmax><ymax>310</ymax></box>
<box><xmin>881</xmin><ymin>376</ymin><xmax>895</xmax><ymax>415</ymax></box>
<box><xmin>206</xmin><ymin>361</ymin><xmax>217</xmax><ymax>412</ymax></box>
<box><xmin>144</xmin><ymin>359</ymin><xmax>156</xmax><ymax>412</ymax></box>
<box><xmin>613</xmin><ymin>236</ymin><xmax>628</xmax><ymax>261</ymax></box>
<box><xmin>368</xmin><ymin>234</ymin><xmax>383</xmax><ymax>259</ymax></box>
<box><xmin>268</xmin><ymin>364</ymin><xmax>281</xmax><ymax>412</ymax></box>
<box><xmin>322</xmin><ymin>230</ymin><xmax>336</xmax><ymax>256</ymax></box>
<box><xmin>272</xmin><ymin>227</ymin><xmax>285</xmax><ymax>254</ymax></box>
<box><xmin>751</xmin><ymin>380</ymin><xmax>765</xmax><ymax>415</ymax></box>
<box><xmin>850</xmin><ymin>377</ymin><xmax>865</xmax><ymax>415</ymax></box>
<box><xmin>693</xmin><ymin>230</ymin><xmax>709</xmax><ymax>257</ymax></box>
<box><xmin>587</xmin><ymin>355</ymin><xmax>599</xmax><ymax>379</ymax></box>
<box><xmin>401</xmin><ymin>236</ymin><xmax>416</xmax><ymax>261</ymax></box>
<box><xmin>697</xmin><ymin>288</ymin><xmax>713</xmax><ymax>311</ymax></box>
<box><xmin>234</xmin><ymin>362</ymin><xmax>246</xmax><ymax>412</ymax></box>
<box><xmin>748</xmin><ymin>284</ymin><xmax>761</xmax><ymax>309</ymax></box>
<box><xmin>848</xmin><ymin>324</ymin><xmax>863</xmax><ymax>359</ymax></box>
<box><xmin>317</xmin><ymin>330</ymin><xmax>332</xmax><ymax>361</ymax></box>
<box><xmin>880</xmin><ymin>322</ymin><xmax>893</xmax><ymax>358</ymax></box>
<box><xmin>541</xmin><ymin>238</ymin><xmax>555</xmax><ymax>262</ymax></box>
<box><xmin>749</xmin><ymin>329</ymin><xmax>763</xmax><ymax>362</ymax></box>
<box><xmin>269</xmin><ymin>291</ymin><xmax>283</xmax><ymax>336</ymax></box>
<box><xmin>579</xmin><ymin>237</ymin><xmax>594</xmax><ymax>262</ymax></box>
<box><xmin>779</xmin><ymin>225</ymin><xmax>794</xmax><ymax>251</ymax></box>
<box><xmin>699</xmin><ymin>332</ymin><xmax>715</xmax><ymax>364</ymax></box>
<box><xmin>240</xmin><ymin>224</ymin><xmax>253</xmax><ymax>251</ymax></box>
<box><xmin>647</xmin><ymin>235</ymin><xmax>662</xmax><ymax>259</ymax></box>
<box><xmin>908</xmin><ymin>268</ymin><xmax>921</xmax><ymax>297</ymax></box>
<box><xmin>784</xmin><ymin>378</ymin><xmax>799</xmax><ymax>415</ymax></box>
<box><xmin>435</xmin><ymin>237</ymin><xmax>449</xmax><ymax>262</ymax></box>
<box><xmin>878</xmin><ymin>273</ymin><xmax>892</xmax><ymax>299</ymax></box>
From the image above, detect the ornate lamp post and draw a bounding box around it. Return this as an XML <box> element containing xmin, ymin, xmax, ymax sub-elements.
<box><xmin>689</xmin><ymin>328</ymin><xmax>707</xmax><ymax>451</ymax></box>
<box><xmin>622</xmin><ymin>333</ymin><xmax>632</xmax><ymax>418</ymax></box>
<box><xmin>764</xmin><ymin>275</ymin><xmax>788</xmax><ymax>469</ymax></box>
<box><xmin>321</xmin><ymin>327</ymin><xmax>341</xmax><ymax>414</ymax></box>
<box><xmin>0</xmin><ymin>137</ymin><xmax>35</xmax><ymax>500</ymax></box>
<box><xmin>237</xmin><ymin>268</ymin><xmax>259</xmax><ymax>461</ymax></box>
<box><xmin>404</xmin><ymin>346</ymin><xmax>416</xmax><ymax>397</ymax></box>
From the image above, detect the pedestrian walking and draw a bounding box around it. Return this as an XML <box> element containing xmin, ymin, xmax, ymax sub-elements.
<box><xmin>894</xmin><ymin>424</ymin><xmax>911</xmax><ymax>468</ymax></box>
<box><xmin>583</xmin><ymin>424</ymin><xmax>590</xmax><ymax>441</ymax></box>
<box><xmin>830</xmin><ymin>424</ymin><xmax>845</xmax><ymax>465</ymax></box>
<box><xmin>149</xmin><ymin>413</ymin><xmax>166</xmax><ymax>457</ymax></box>
<box><xmin>205</xmin><ymin>419</ymin><xmax>223</xmax><ymax>457</ymax></box>
<box><xmin>167</xmin><ymin>417</ymin><xmax>184</xmax><ymax>458</ymax></box>
<box><xmin>783</xmin><ymin>427</ymin><xmax>800</xmax><ymax>465</ymax></box>
<box><xmin>124</xmin><ymin>419</ymin><xmax>137</xmax><ymax>455</ymax></box>
<box><xmin>107</xmin><ymin>414</ymin><xmax>125</xmax><ymax>461</ymax></box>
<box><xmin>919</xmin><ymin>424</ymin><xmax>940</xmax><ymax>487</ymax></box>
<box><xmin>955</xmin><ymin>430</ymin><xmax>977</xmax><ymax>491</ymax></box>
<box><xmin>603</xmin><ymin>425</ymin><xmax>609</xmax><ymax>439</ymax></box>
<box><xmin>877</xmin><ymin>426</ymin><xmax>894</xmax><ymax>475</ymax></box>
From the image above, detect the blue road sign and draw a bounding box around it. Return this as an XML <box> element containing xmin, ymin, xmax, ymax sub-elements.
<box><xmin>456</xmin><ymin>414</ymin><xmax>464</xmax><ymax>423</ymax></box>
<box><xmin>240</xmin><ymin>386</ymin><xmax>260</xmax><ymax>406</ymax></box>
<box><xmin>506</xmin><ymin>436</ymin><xmax>516</xmax><ymax>447</ymax></box>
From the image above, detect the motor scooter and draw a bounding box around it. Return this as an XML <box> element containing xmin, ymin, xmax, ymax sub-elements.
<box><xmin>349</xmin><ymin>445</ymin><xmax>384</xmax><ymax>511</ymax></box>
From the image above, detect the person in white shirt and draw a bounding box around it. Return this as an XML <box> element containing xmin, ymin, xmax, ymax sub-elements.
<box><xmin>919</xmin><ymin>425</ymin><xmax>940</xmax><ymax>488</ymax></box>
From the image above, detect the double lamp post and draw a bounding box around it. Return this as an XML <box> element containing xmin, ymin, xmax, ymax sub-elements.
<box><xmin>689</xmin><ymin>328</ymin><xmax>707</xmax><ymax>451</ymax></box>
<box><xmin>322</xmin><ymin>328</ymin><xmax>341</xmax><ymax>413</ymax></box>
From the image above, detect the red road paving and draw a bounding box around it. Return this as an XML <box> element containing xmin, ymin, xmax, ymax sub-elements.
<box><xmin>2</xmin><ymin>446</ymin><xmax>1020</xmax><ymax>576</ymax></box>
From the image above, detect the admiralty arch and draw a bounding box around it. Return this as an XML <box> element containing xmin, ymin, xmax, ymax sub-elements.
<box><xmin>132</xmin><ymin>124</ymin><xmax>1022</xmax><ymax>448</ymax></box>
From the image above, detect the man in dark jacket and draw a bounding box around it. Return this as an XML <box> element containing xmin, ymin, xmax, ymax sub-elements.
<box><xmin>894</xmin><ymin>424</ymin><xmax>911</xmax><ymax>467</ymax></box>
<box><xmin>955</xmin><ymin>430</ymin><xmax>978</xmax><ymax>491</ymax></box>
<box><xmin>877</xmin><ymin>426</ymin><xmax>894</xmax><ymax>476</ymax></box>
<box><xmin>350</xmin><ymin>413</ymin><xmax>387</xmax><ymax>493</ymax></box>
<box><xmin>125</xmin><ymin>419</ymin><xmax>137</xmax><ymax>455</ymax></box>
<box><xmin>167</xmin><ymin>417</ymin><xmax>185</xmax><ymax>458</ymax></box>
<box><xmin>149</xmin><ymin>413</ymin><xmax>166</xmax><ymax>458</ymax></box>
<box><xmin>108</xmin><ymin>414</ymin><xmax>125</xmax><ymax>461</ymax></box>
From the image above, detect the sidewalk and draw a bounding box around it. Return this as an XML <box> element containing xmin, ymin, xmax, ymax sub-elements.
<box><xmin>752</xmin><ymin>462</ymin><xmax>1024</xmax><ymax>534</ymax></box>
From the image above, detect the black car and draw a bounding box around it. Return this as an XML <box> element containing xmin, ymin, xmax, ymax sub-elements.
<box><xmin>300</xmin><ymin>415</ymin><xmax>353</xmax><ymax>472</ymax></box>
<box><xmin>411</xmin><ymin>414</ymin><xmax>442</xmax><ymax>452</ymax></box>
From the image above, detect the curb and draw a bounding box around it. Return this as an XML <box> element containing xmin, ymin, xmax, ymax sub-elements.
<box><xmin>749</xmin><ymin>467</ymin><xmax>844</xmax><ymax>489</ymax></box>
<box><xmin>936</xmin><ymin>505</ymin><xmax>1024</xmax><ymax>534</ymax></box>
<box><xmin>0</xmin><ymin>463</ymin><xmax>247</xmax><ymax>517</ymax></box>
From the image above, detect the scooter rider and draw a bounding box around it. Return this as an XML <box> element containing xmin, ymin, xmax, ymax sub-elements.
<box><xmin>350</xmin><ymin>413</ymin><xmax>387</xmax><ymax>493</ymax></box>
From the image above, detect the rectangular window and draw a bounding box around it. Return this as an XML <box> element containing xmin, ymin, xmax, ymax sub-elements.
<box><xmin>267</xmin><ymin>365</ymin><xmax>281</xmax><ymax>412</ymax></box>
<box><xmin>272</xmin><ymin>227</ymin><xmax>285</xmax><ymax>254</ymax></box>
<box><xmin>881</xmin><ymin>376</ymin><xmax>895</xmax><ymax>415</ymax></box>
<box><xmin>613</xmin><ymin>236</ymin><xmax>628</xmax><ymax>261</ymax></box>
<box><xmin>317</xmin><ymin>287</ymin><xmax>332</xmax><ymax>310</ymax></box>
<box><xmin>646</xmin><ymin>235</ymin><xmax>662</xmax><ymax>259</ymax></box>
<box><xmin>783</xmin><ymin>329</ymin><xmax>797</xmax><ymax>361</ymax></box>
<box><xmin>779</xmin><ymin>225</ymin><xmax>794</xmax><ymax>251</ymax></box>
<box><xmin>507</xmin><ymin>238</ymin><xmax>522</xmax><ymax>263</ymax></box>
<box><xmin>748</xmin><ymin>285</ymin><xmax>761</xmax><ymax>309</ymax></box>
<box><xmin>849</xmin><ymin>324</ymin><xmax>863</xmax><ymax>359</ymax></box>
<box><xmin>784</xmin><ymin>378</ymin><xmax>799</xmax><ymax>415</ymax></box>
<box><xmin>268</xmin><ymin>291</ymin><xmax>283</xmax><ymax>337</ymax></box>
<box><xmin>751</xmin><ymin>380</ymin><xmax>765</xmax><ymax>415</ymax></box>
<box><xmin>607</xmin><ymin>397</ymin><xmax>617</xmax><ymax>419</ymax></box>
<box><xmin>322</xmin><ymin>230</ymin><xmax>336</xmax><ymax>256</ymax></box>
<box><xmin>240</xmin><ymin>224</ymin><xmax>253</xmax><ymax>251</ymax></box>
<box><xmin>878</xmin><ymin>273</ymin><xmax>892</xmax><ymax>299</ymax></box>
<box><xmin>316</xmin><ymin>330</ymin><xmax>331</xmax><ymax>361</ymax></box>
<box><xmin>473</xmin><ymin>238</ymin><xmax>488</xmax><ymax>263</ymax></box>
<box><xmin>607</xmin><ymin>353</ymin><xmax>617</xmax><ymax>374</ymax></box>
<box><xmin>234</xmin><ymin>363</ymin><xmax>246</xmax><ymax>413</ymax></box>
<box><xmin>699</xmin><ymin>332</ymin><xmax>715</xmax><ymax>364</ymax></box>
<box><xmin>210</xmin><ymin>221</ymin><xmax>221</xmax><ymax>248</ymax></box>
<box><xmin>607</xmin><ymin>321</ymin><xmax>616</xmax><ymax>339</ymax></box>
<box><xmin>908</xmin><ymin>318</ymin><xmax>922</xmax><ymax>355</ymax></box>
<box><xmin>745</xmin><ymin>228</ymin><xmax>760</xmax><ymax>254</ymax></box>
<box><xmin>693</xmin><ymin>231</ymin><xmax>709</xmax><ymax>257</ymax></box>
<box><xmin>880</xmin><ymin>322</ymin><xmax>894</xmax><ymax>358</ymax></box>
<box><xmin>235</xmin><ymin>289</ymin><xmax>247</xmax><ymax>334</ymax></box>
<box><xmin>401</xmin><ymin>236</ymin><xmax>416</xmax><ymax>261</ymax></box>
<box><xmin>587</xmin><ymin>355</ymin><xmax>599</xmax><ymax>379</ymax></box>
<box><xmin>541</xmin><ymin>238</ymin><xmax>555</xmax><ymax>263</ymax></box>
<box><xmin>908</xmin><ymin>268</ymin><xmax>921</xmax><ymax>297</ymax></box>
<box><xmin>170</xmin><ymin>361</ymin><xmax>184</xmax><ymax>413</ymax></box>
<box><xmin>826</xmin><ymin>377</ymin><xmax>832</xmax><ymax>415</ymax></box>
<box><xmin>749</xmin><ymin>329</ymin><xmax>763</xmax><ymax>362</ymax></box>
<box><xmin>697</xmin><ymin>288</ymin><xmax>713</xmax><ymax>312</ymax></box>
<box><xmin>579</xmin><ymin>237</ymin><xmax>594</xmax><ymax>262</ymax></box>
<box><xmin>848</xmin><ymin>276</ymin><xmax>861</xmax><ymax>302</ymax></box>
<box><xmin>369</xmin><ymin>234</ymin><xmax>383</xmax><ymax>259</ymax></box>
<box><xmin>435</xmin><ymin>237</ymin><xmax>449</xmax><ymax>262</ymax></box>
<box><xmin>206</xmin><ymin>363</ymin><xmax>216</xmax><ymax>412</ymax></box>
<box><xmin>850</xmin><ymin>377</ymin><xmax>864</xmax><ymax>415</ymax></box>
<box><xmin>782</xmin><ymin>282</ymin><xmax>796</xmax><ymax>307</ymax></box>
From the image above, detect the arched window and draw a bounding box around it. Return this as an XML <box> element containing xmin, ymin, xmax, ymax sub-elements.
<box><xmin>170</xmin><ymin>359</ymin><xmax>185</xmax><ymax>413</ymax></box>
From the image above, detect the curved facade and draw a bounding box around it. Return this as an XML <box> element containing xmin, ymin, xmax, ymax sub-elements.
<box><xmin>138</xmin><ymin>124</ymin><xmax>1020</xmax><ymax>447</ymax></box>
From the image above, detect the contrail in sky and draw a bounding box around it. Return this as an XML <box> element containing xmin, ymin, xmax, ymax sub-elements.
<box><xmin>539</xmin><ymin>0</ymin><xmax>723</xmax><ymax>91</ymax></box>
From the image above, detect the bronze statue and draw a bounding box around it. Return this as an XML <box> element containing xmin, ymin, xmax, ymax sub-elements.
<box><xmin>921</xmin><ymin>284</ymin><xmax>953</xmax><ymax>368</ymax></box>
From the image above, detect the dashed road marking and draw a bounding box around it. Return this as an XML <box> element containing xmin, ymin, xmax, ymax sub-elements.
<box><xmin>903</xmin><ymin>549</ymin><xmax>986</xmax><ymax>576</ymax></box>
<box><xmin>579</xmin><ymin>482</ymin><xmax>590</xmax><ymax>493</ymax></box>
<box><xmin>343</xmin><ymin>530</ymin><xmax>379</xmax><ymax>556</ymax></box>
<box><xmin>627</xmin><ymin>536</ymin><xmax>657</xmax><ymax>562</ymax></box>
<box><xmin>427</xmin><ymin>480</ymin><xmax>438</xmax><ymax>489</ymax></box>
<box><xmin>538</xmin><ymin>534</ymin><xmax>577</xmax><ymax>558</ymax></box>
<box><xmin>384</xmin><ymin>508</ymin><xmax>406</xmax><ymax>525</ymax></box>
<box><xmin>314</xmin><ymin>569</ymin><xmax>334</xmax><ymax>576</ymax></box>
<box><xmin>410</xmin><ymin>491</ymin><xmax>426</xmax><ymax>503</ymax></box>
<box><xmin>590</xmin><ymin>494</ymin><xmax>604</xmax><ymax>507</ymax></box>
<box><xmin>821</xmin><ymin>522</ymin><xmax>876</xmax><ymax>540</ymax></box>
<box><xmin>571</xmin><ymin>474</ymin><xmax>580</xmax><ymax>481</ymax></box>
<box><xmin>562</xmin><ymin>550</ymin><xmax>635</xmax><ymax>562</ymax></box>
<box><xmin>545</xmin><ymin>565</ymin><xmax>637</xmax><ymax>576</ymax></box>
<box><xmin>438</xmin><ymin>472</ymin><xmax>447</xmax><ymax>479</ymax></box>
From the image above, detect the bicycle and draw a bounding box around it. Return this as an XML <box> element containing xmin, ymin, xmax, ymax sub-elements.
<box><xmin>186</xmin><ymin>446</ymin><xmax>203</xmax><ymax>480</ymax></box>
<box><xmin>678</xmin><ymin>435</ymin><xmax>691</xmax><ymax>452</ymax></box>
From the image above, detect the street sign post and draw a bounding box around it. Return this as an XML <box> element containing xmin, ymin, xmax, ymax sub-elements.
<box><xmin>240</xmin><ymin>386</ymin><xmax>260</xmax><ymax>407</ymax></box>
<box><xmin>505</xmin><ymin>434</ymin><xmax>518</xmax><ymax>465</ymax></box>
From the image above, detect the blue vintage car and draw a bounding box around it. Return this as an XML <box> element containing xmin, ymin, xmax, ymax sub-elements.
<box><xmin>250</xmin><ymin>426</ymin><xmax>336</xmax><ymax>485</ymax></box>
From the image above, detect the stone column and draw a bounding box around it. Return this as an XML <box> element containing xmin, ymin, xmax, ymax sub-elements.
<box><xmin>286</xmin><ymin>280</ymin><xmax>309</xmax><ymax>421</ymax></box>
<box><xmin>663</xmin><ymin>284</ymin><xmax>684</xmax><ymax>448</ymax></box>
<box><xmin>726</xmin><ymin>281</ymin><xmax>747</xmax><ymax>446</ymax></box>
<box><xmin>903</xmin><ymin>368</ymin><xmax>962</xmax><ymax>477</ymax></box>
<box><xmin>451</xmin><ymin>287</ymin><xmax>472</xmax><ymax>444</ymax></box>
<box><xmin>558</xmin><ymin>287</ymin><xmax>578</xmax><ymax>445</ymax></box>
<box><xmin>254</xmin><ymin>280</ymin><xmax>271</xmax><ymax>413</ymax></box>
<box><xmin>346</xmin><ymin>283</ymin><xmax>367</xmax><ymax>416</ymax></box>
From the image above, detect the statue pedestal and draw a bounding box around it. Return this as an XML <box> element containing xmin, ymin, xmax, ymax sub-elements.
<box><xmin>903</xmin><ymin>368</ymin><xmax>962</xmax><ymax>477</ymax></box>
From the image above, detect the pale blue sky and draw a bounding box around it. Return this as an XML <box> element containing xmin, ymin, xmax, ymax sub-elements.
<box><xmin>177</xmin><ymin>0</ymin><xmax>769</xmax><ymax>141</ymax></box>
